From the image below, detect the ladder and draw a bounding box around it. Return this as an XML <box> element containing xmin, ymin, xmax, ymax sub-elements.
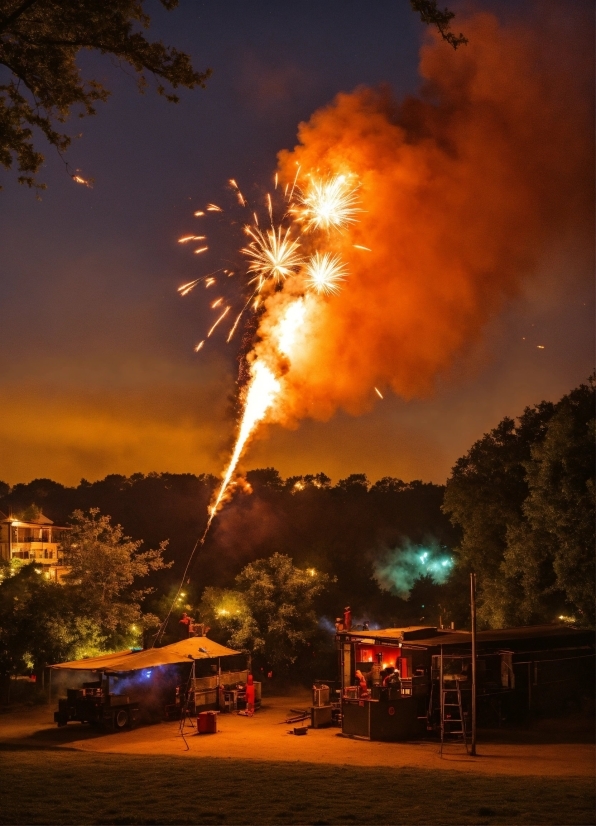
<box><xmin>439</xmin><ymin>678</ymin><xmax>468</xmax><ymax>755</ymax></box>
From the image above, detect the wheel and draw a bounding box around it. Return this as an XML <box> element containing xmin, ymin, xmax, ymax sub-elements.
<box><xmin>113</xmin><ymin>708</ymin><xmax>130</xmax><ymax>730</ymax></box>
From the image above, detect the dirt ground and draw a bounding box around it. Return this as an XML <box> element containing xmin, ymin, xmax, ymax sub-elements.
<box><xmin>1</xmin><ymin>690</ymin><xmax>594</xmax><ymax>778</ymax></box>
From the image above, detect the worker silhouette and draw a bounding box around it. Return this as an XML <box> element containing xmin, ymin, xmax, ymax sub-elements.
<box><xmin>245</xmin><ymin>674</ymin><xmax>256</xmax><ymax>715</ymax></box>
<box><xmin>178</xmin><ymin>612</ymin><xmax>191</xmax><ymax>640</ymax></box>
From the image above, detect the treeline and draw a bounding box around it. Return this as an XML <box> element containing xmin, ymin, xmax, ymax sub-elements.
<box><xmin>1</xmin><ymin>376</ymin><xmax>593</xmax><ymax>639</ymax></box>
<box><xmin>0</xmin><ymin>471</ymin><xmax>461</xmax><ymax>628</ymax></box>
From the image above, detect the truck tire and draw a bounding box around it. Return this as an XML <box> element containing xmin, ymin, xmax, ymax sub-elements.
<box><xmin>113</xmin><ymin>708</ymin><xmax>130</xmax><ymax>730</ymax></box>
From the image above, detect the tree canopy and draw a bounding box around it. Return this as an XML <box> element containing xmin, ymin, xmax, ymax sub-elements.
<box><xmin>61</xmin><ymin>508</ymin><xmax>170</xmax><ymax>646</ymax></box>
<box><xmin>0</xmin><ymin>562</ymin><xmax>103</xmax><ymax>680</ymax></box>
<box><xmin>0</xmin><ymin>471</ymin><xmax>458</xmax><ymax>629</ymax></box>
<box><xmin>443</xmin><ymin>378</ymin><xmax>595</xmax><ymax>628</ymax></box>
<box><xmin>0</xmin><ymin>507</ymin><xmax>171</xmax><ymax>683</ymax></box>
<box><xmin>199</xmin><ymin>553</ymin><xmax>332</xmax><ymax>674</ymax></box>
<box><xmin>0</xmin><ymin>0</ymin><xmax>209</xmax><ymax>189</ymax></box>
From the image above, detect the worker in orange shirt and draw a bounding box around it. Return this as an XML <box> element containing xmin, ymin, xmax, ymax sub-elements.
<box><xmin>178</xmin><ymin>612</ymin><xmax>191</xmax><ymax>640</ymax></box>
<box><xmin>355</xmin><ymin>669</ymin><xmax>369</xmax><ymax>698</ymax></box>
<box><xmin>245</xmin><ymin>674</ymin><xmax>256</xmax><ymax>715</ymax></box>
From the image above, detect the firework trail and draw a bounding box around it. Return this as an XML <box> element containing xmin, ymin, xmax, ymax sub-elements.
<box><xmin>179</xmin><ymin>173</ymin><xmax>359</xmax><ymax>543</ymax></box>
<box><xmin>201</xmin><ymin>361</ymin><xmax>281</xmax><ymax>538</ymax></box>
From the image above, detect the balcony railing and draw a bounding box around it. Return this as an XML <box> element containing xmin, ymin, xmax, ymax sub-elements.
<box><xmin>11</xmin><ymin>550</ymin><xmax>63</xmax><ymax>562</ymax></box>
<box><xmin>11</xmin><ymin>541</ymin><xmax>59</xmax><ymax>547</ymax></box>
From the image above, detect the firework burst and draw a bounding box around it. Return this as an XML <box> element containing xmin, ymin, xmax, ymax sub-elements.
<box><xmin>296</xmin><ymin>174</ymin><xmax>360</xmax><ymax>232</ymax></box>
<box><xmin>304</xmin><ymin>251</ymin><xmax>347</xmax><ymax>295</ymax></box>
<box><xmin>242</xmin><ymin>224</ymin><xmax>303</xmax><ymax>288</ymax></box>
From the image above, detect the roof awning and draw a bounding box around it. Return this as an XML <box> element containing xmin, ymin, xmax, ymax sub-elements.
<box><xmin>341</xmin><ymin>626</ymin><xmax>452</xmax><ymax>643</ymax></box>
<box><xmin>339</xmin><ymin>624</ymin><xmax>589</xmax><ymax>648</ymax></box>
<box><xmin>51</xmin><ymin>637</ymin><xmax>240</xmax><ymax>672</ymax></box>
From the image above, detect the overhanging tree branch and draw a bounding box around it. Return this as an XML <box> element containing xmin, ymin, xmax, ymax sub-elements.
<box><xmin>0</xmin><ymin>0</ymin><xmax>40</xmax><ymax>34</ymax></box>
<box><xmin>0</xmin><ymin>0</ymin><xmax>211</xmax><ymax>190</ymax></box>
<box><xmin>410</xmin><ymin>0</ymin><xmax>468</xmax><ymax>49</ymax></box>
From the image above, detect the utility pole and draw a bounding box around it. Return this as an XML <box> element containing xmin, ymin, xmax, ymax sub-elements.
<box><xmin>470</xmin><ymin>572</ymin><xmax>477</xmax><ymax>756</ymax></box>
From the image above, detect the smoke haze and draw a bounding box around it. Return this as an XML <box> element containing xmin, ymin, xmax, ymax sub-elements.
<box><xmin>268</xmin><ymin>10</ymin><xmax>593</xmax><ymax>424</ymax></box>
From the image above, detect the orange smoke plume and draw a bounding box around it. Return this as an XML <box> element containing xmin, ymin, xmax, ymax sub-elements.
<box><xmin>264</xmin><ymin>10</ymin><xmax>592</xmax><ymax>423</ymax></box>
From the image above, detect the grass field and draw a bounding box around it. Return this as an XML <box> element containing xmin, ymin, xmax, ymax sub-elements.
<box><xmin>1</xmin><ymin>748</ymin><xmax>593</xmax><ymax>825</ymax></box>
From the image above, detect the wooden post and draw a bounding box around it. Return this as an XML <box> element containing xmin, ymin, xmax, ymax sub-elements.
<box><xmin>470</xmin><ymin>572</ymin><xmax>477</xmax><ymax>756</ymax></box>
<box><xmin>439</xmin><ymin>644</ymin><xmax>444</xmax><ymax>755</ymax></box>
<box><xmin>48</xmin><ymin>667</ymin><xmax>52</xmax><ymax>706</ymax></box>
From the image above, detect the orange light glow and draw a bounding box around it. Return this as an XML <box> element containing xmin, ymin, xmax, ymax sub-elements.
<box><xmin>206</xmin><ymin>361</ymin><xmax>281</xmax><ymax>528</ymax></box>
<box><xmin>72</xmin><ymin>172</ymin><xmax>93</xmax><ymax>188</ymax></box>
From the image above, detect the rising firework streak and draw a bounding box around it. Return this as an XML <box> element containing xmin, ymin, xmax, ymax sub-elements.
<box><xmin>178</xmin><ymin>171</ymin><xmax>361</xmax><ymax>539</ymax></box>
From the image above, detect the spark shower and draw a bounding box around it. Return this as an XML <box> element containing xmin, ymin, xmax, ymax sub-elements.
<box><xmin>179</xmin><ymin>171</ymin><xmax>363</xmax><ymax>537</ymax></box>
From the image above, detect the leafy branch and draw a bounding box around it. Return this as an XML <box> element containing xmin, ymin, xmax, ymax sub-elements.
<box><xmin>411</xmin><ymin>0</ymin><xmax>468</xmax><ymax>49</ymax></box>
<box><xmin>0</xmin><ymin>0</ymin><xmax>210</xmax><ymax>189</ymax></box>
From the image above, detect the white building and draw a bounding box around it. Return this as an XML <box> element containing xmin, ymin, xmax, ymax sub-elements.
<box><xmin>0</xmin><ymin>511</ymin><xmax>70</xmax><ymax>582</ymax></box>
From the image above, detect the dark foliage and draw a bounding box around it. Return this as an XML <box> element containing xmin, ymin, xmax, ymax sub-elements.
<box><xmin>444</xmin><ymin>377</ymin><xmax>595</xmax><ymax>627</ymax></box>
<box><xmin>410</xmin><ymin>0</ymin><xmax>467</xmax><ymax>49</ymax></box>
<box><xmin>0</xmin><ymin>469</ymin><xmax>461</xmax><ymax>628</ymax></box>
<box><xmin>0</xmin><ymin>0</ymin><xmax>210</xmax><ymax>188</ymax></box>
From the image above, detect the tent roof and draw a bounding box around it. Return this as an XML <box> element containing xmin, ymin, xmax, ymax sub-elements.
<box><xmin>51</xmin><ymin>637</ymin><xmax>240</xmax><ymax>672</ymax></box>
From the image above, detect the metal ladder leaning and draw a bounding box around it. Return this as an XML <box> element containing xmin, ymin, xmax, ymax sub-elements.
<box><xmin>439</xmin><ymin>677</ymin><xmax>468</xmax><ymax>755</ymax></box>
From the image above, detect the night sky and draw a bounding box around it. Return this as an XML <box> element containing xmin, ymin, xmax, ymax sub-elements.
<box><xmin>0</xmin><ymin>0</ymin><xmax>593</xmax><ymax>488</ymax></box>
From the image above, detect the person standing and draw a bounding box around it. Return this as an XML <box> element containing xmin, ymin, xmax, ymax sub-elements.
<box><xmin>178</xmin><ymin>612</ymin><xmax>191</xmax><ymax>640</ymax></box>
<box><xmin>245</xmin><ymin>674</ymin><xmax>256</xmax><ymax>715</ymax></box>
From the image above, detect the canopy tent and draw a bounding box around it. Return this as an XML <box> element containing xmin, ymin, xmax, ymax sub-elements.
<box><xmin>51</xmin><ymin>637</ymin><xmax>240</xmax><ymax>673</ymax></box>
